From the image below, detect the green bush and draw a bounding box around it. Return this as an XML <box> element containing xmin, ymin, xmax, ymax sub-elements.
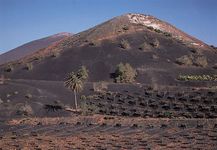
<box><xmin>80</xmin><ymin>101</ymin><xmax>99</xmax><ymax>115</ymax></box>
<box><xmin>120</xmin><ymin>40</ymin><xmax>130</xmax><ymax>49</ymax></box>
<box><xmin>164</xmin><ymin>32</ymin><xmax>172</xmax><ymax>37</ymax></box>
<box><xmin>16</xmin><ymin>104</ymin><xmax>34</xmax><ymax>116</ymax></box>
<box><xmin>25</xmin><ymin>93</ymin><xmax>32</xmax><ymax>99</ymax></box>
<box><xmin>51</xmin><ymin>51</ymin><xmax>60</xmax><ymax>57</ymax></box>
<box><xmin>149</xmin><ymin>39</ymin><xmax>159</xmax><ymax>48</ymax></box>
<box><xmin>4</xmin><ymin>64</ymin><xmax>14</xmax><ymax>72</ymax></box>
<box><xmin>25</xmin><ymin>63</ymin><xmax>33</xmax><ymax>70</ymax></box>
<box><xmin>147</xmin><ymin>26</ymin><xmax>154</xmax><ymax>31</ymax></box>
<box><xmin>176</xmin><ymin>55</ymin><xmax>193</xmax><ymax>65</ymax></box>
<box><xmin>154</xmin><ymin>29</ymin><xmax>162</xmax><ymax>33</ymax></box>
<box><xmin>114</xmin><ymin>63</ymin><xmax>137</xmax><ymax>83</ymax></box>
<box><xmin>122</xmin><ymin>25</ymin><xmax>129</xmax><ymax>31</ymax></box>
<box><xmin>193</xmin><ymin>56</ymin><xmax>208</xmax><ymax>67</ymax></box>
<box><xmin>176</xmin><ymin>54</ymin><xmax>208</xmax><ymax>67</ymax></box>
<box><xmin>77</xmin><ymin>66</ymin><xmax>89</xmax><ymax>81</ymax></box>
<box><xmin>178</xmin><ymin>74</ymin><xmax>217</xmax><ymax>81</ymax></box>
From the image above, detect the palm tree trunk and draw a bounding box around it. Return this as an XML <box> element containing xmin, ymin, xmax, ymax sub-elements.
<box><xmin>74</xmin><ymin>90</ymin><xmax>78</xmax><ymax>110</ymax></box>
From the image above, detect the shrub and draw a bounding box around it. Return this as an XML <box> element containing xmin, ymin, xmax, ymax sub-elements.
<box><xmin>25</xmin><ymin>93</ymin><xmax>32</xmax><ymax>99</ymax></box>
<box><xmin>122</xmin><ymin>25</ymin><xmax>129</xmax><ymax>31</ymax></box>
<box><xmin>80</xmin><ymin>95</ymin><xmax>87</xmax><ymax>100</ymax></box>
<box><xmin>0</xmin><ymin>98</ymin><xmax>3</xmax><ymax>104</ymax></box>
<box><xmin>176</xmin><ymin>55</ymin><xmax>193</xmax><ymax>65</ymax></box>
<box><xmin>120</xmin><ymin>40</ymin><xmax>130</xmax><ymax>49</ymax></box>
<box><xmin>34</xmin><ymin>56</ymin><xmax>43</xmax><ymax>61</ymax></box>
<box><xmin>154</xmin><ymin>29</ymin><xmax>162</xmax><ymax>33</ymax></box>
<box><xmin>16</xmin><ymin>104</ymin><xmax>34</xmax><ymax>116</ymax></box>
<box><xmin>4</xmin><ymin>64</ymin><xmax>14</xmax><ymax>72</ymax></box>
<box><xmin>163</xmin><ymin>112</ymin><xmax>172</xmax><ymax>118</ymax></box>
<box><xmin>25</xmin><ymin>63</ymin><xmax>33</xmax><ymax>70</ymax></box>
<box><xmin>164</xmin><ymin>32</ymin><xmax>172</xmax><ymax>37</ymax></box>
<box><xmin>178</xmin><ymin>74</ymin><xmax>217</xmax><ymax>81</ymax></box>
<box><xmin>51</xmin><ymin>51</ymin><xmax>60</xmax><ymax>57</ymax></box>
<box><xmin>93</xmin><ymin>82</ymin><xmax>108</xmax><ymax>92</ymax></box>
<box><xmin>149</xmin><ymin>39</ymin><xmax>159</xmax><ymax>48</ymax></box>
<box><xmin>114</xmin><ymin>63</ymin><xmax>137</xmax><ymax>83</ymax></box>
<box><xmin>147</xmin><ymin>26</ymin><xmax>154</xmax><ymax>31</ymax></box>
<box><xmin>80</xmin><ymin>102</ymin><xmax>99</xmax><ymax>115</ymax></box>
<box><xmin>77</xmin><ymin>66</ymin><xmax>89</xmax><ymax>81</ymax></box>
<box><xmin>138</xmin><ymin>43</ymin><xmax>151</xmax><ymax>51</ymax></box>
<box><xmin>193</xmin><ymin>56</ymin><xmax>208</xmax><ymax>67</ymax></box>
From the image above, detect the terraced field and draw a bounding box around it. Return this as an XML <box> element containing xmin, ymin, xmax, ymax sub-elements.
<box><xmin>85</xmin><ymin>88</ymin><xmax>217</xmax><ymax>118</ymax></box>
<box><xmin>0</xmin><ymin>116</ymin><xmax>217</xmax><ymax>149</ymax></box>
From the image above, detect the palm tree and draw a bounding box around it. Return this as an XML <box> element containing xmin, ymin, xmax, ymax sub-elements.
<box><xmin>64</xmin><ymin>72</ymin><xmax>83</xmax><ymax>110</ymax></box>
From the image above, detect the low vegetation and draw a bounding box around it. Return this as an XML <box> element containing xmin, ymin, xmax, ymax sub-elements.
<box><xmin>114</xmin><ymin>63</ymin><xmax>137</xmax><ymax>83</ymax></box>
<box><xmin>178</xmin><ymin>74</ymin><xmax>217</xmax><ymax>81</ymax></box>
<box><xmin>51</xmin><ymin>51</ymin><xmax>60</xmax><ymax>58</ymax></box>
<box><xmin>4</xmin><ymin>64</ymin><xmax>14</xmax><ymax>72</ymax></box>
<box><xmin>25</xmin><ymin>63</ymin><xmax>33</xmax><ymax>70</ymax></box>
<box><xmin>25</xmin><ymin>93</ymin><xmax>32</xmax><ymax>99</ymax></box>
<box><xmin>122</xmin><ymin>25</ymin><xmax>129</xmax><ymax>31</ymax></box>
<box><xmin>93</xmin><ymin>82</ymin><xmax>108</xmax><ymax>92</ymax></box>
<box><xmin>120</xmin><ymin>40</ymin><xmax>130</xmax><ymax>49</ymax></box>
<box><xmin>80</xmin><ymin>101</ymin><xmax>99</xmax><ymax>115</ymax></box>
<box><xmin>146</xmin><ymin>26</ymin><xmax>172</xmax><ymax>37</ymax></box>
<box><xmin>16</xmin><ymin>104</ymin><xmax>34</xmax><ymax>116</ymax></box>
<box><xmin>176</xmin><ymin>54</ymin><xmax>208</xmax><ymax>67</ymax></box>
<box><xmin>193</xmin><ymin>56</ymin><xmax>208</xmax><ymax>67</ymax></box>
<box><xmin>176</xmin><ymin>55</ymin><xmax>193</xmax><ymax>65</ymax></box>
<box><xmin>149</xmin><ymin>39</ymin><xmax>159</xmax><ymax>48</ymax></box>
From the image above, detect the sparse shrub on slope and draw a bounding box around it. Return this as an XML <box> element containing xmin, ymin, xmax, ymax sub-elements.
<box><xmin>93</xmin><ymin>82</ymin><xmax>108</xmax><ymax>92</ymax></box>
<box><xmin>176</xmin><ymin>55</ymin><xmax>193</xmax><ymax>66</ymax></box>
<box><xmin>114</xmin><ymin>63</ymin><xmax>137</xmax><ymax>83</ymax></box>
<box><xmin>149</xmin><ymin>39</ymin><xmax>159</xmax><ymax>48</ymax></box>
<box><xmin>51</xmin><ymin>51</ymin><xmax>60</xmax><ymax>58</ymax></box>
<box><xmin>16</xmin><ymin>104</ymin><xmax>34</xmax><ymax>116</ymax></box>
<box><xmin>176</xmin><ymin>54</ymin><xmax>208</xmax><ymax>67</ymax></box>
<box><xmin>4</xmin><ymin>64</ymin><xmax>14</xmax><ymax>72</ymax></box>
<box><xmin>77</xmin><ymin>66</ymin><xmax>89</xmax><ymax>81</ymax></box>
<box><xmin>80</xmin><ymin>101</ymin><xmax>99</xmax><ymax>115</ymax></box>
<box><xmin>193</xmin><ymin>55</ymin><xmax>208</xmax><ymax>67</ymax></box>
<box><xmin>122</xmin><ymin>25</ymin><xmax>129</xmax><ymax>31</ymax></box>
<box><xmin>24</xmin><ymin>63</ymin><xmax>33</xmax><ymax>70</ymax></box>
<box><xmin>120</xmin><ymin>40</ymin><xmax>130</xmax><ymax>49</ymax></box>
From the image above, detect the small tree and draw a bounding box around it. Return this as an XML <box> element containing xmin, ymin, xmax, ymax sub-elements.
<box><xmin>114</xmin><ymin>63</ymin><xmax>137</xmax><ymax>83</ymax></box>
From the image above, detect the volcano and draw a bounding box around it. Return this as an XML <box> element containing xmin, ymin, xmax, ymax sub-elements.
<box><xmin>1</xmin><ymin>13</ymin><xmax>216</xmax><ymax>86</ymax></box>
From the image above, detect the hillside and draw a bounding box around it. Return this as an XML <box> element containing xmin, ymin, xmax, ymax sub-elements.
<box><xmin>0</xmin><ymin>32</ymin><xmax>72</xmax><ymax>65</ymax></box>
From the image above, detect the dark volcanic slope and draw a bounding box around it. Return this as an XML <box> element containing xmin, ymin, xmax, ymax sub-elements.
<box><xmin>1</xmin><ymin>13</ymin><xmax>217</xmax><ymax>86</ymax></box>
<box><xmin>0</xmin><ymin>32</ymin><xmax>72</xmax><ymax>65</ymax></box>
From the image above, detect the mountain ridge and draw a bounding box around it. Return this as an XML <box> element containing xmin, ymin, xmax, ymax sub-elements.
<box><xmin>0</xmin><ymin>32</ymin><xmax>73</xmax><ymax>65</ymax></box>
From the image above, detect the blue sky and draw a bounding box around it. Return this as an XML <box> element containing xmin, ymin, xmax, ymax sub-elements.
<box><xmin>0</xmin><ymin>0</ymin><xmax>217</xmax><ymax>54</ymax></box>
